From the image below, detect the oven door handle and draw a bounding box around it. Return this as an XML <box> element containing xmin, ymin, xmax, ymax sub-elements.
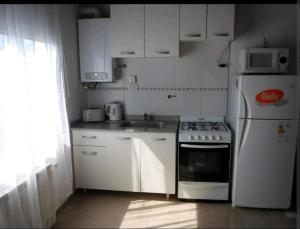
<box><xmin>180</xmin><ymin>144</ymin><xmax>229</xmax><ymax>149</ymax></box>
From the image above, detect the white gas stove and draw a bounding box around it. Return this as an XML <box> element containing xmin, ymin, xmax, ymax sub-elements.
<box><xmin>177</xmin><ymin>116</ymin><xmax>232</xmax><ymax>201</ymax></box>
<box><xmin>178</xmin><ymin>116</ymin><xmax>231</xmax><ymax>143</ymax></box>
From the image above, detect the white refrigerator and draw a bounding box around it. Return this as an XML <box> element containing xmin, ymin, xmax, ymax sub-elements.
<box><xmin>231</xmin><ymin>75</ymin><xmax>298</xmax><ymax>209</ymax></box>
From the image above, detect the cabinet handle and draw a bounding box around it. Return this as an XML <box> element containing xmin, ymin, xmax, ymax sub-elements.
<box><xmin>120</xmin><ymin>51</ymin><xmax>135</xmax><ymax>55</ymax></box>
<box><xmin>185</xmin><ymin>34</ymin><xmax>202</xmax><ymax>37</ymax></box>
<box><xmin>154</xmin><ymin>138</ymin><xmax>167</xmax><ymax>141</ymax></box>
<box><xmin>120</xmin><ymin>137</ymin><xmax>131</xmax><ymax>140</ymax></box>
<box><xmin>81</xmin><ymin>136</ymin><xmax>97</xmax><ymax>139</ymax></box>
<box><xmin>213</xmin><ymin>33</ymin><xmax>229</xmax><ymax>37</ymax></box>
<box><xmin>82</xmin><ymin>151</ymin><xmax>98</xmax><ymax>156</ymax></box>
<box><xmin>155</xmin><ymin>50</ymin><xmax>170</xmax><ymax>55</ymax></box>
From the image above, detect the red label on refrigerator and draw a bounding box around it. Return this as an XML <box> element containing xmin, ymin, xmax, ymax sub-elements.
<box><xmin>256</xmin><ymin>89</ymin><xmax>284</xmax><ymax>104</ymax></box>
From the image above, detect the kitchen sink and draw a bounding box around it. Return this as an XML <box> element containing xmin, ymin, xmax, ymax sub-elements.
<box><xmin>121</xmin><ymin>120</ymin><xmax>165</xmax><ymax>128</ymax></box>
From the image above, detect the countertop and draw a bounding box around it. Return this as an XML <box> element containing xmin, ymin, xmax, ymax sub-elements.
<box><xmin>70</xmin><ymin>115</ymin><xmax>179</xmax><ymax>133</ymax></box>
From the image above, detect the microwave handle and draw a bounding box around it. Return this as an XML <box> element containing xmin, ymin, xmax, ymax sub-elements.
<box><xmin>180</xmin><ymin>144</ymin><xmax>229</xmax><ymax>149</ymax></box>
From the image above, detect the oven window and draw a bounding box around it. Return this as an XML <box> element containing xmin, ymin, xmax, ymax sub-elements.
<box><xmin>249</xmin><ymin>53</ymin><xmax>273</xmax><ymax>68</ymax></box>
<box><xmin>179</xmin><ymin>143</ymin><xmax>230</xmax><ymax>182</ymax></box>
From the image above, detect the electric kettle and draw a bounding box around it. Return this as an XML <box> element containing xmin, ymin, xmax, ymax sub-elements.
<box><xmin>104</xmin><ymin>102</ymin><xmax>122</xmax><ymax>121</ymax></box>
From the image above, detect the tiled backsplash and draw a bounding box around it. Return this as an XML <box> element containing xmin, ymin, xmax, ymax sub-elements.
<box><xmin>87</xmin><ymin>41</ymin><xmax>230</xmax><ymax>116</ymax></box>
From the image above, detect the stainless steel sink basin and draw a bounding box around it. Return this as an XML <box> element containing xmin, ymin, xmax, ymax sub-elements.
<box><xmin>121</xmin><ymin>120</ymin><xmax>165</xmax><ymax>128</ymax></box>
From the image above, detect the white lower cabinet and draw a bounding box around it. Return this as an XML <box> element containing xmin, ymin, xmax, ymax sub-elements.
<box><xmin>105</xmin><ymin>132</ymin><xmax>141</xmax><ymax>192</ymax></box>
<box><xmin>140</xmin><ymin>133</ymin><xmax>176</xmax><ymax>194</ymax></box>
<box><xmin>72</xmin><ymin>130</ymin><xmax>176</xmax><ymax>195</ymax></box>
<box><xmin>73</xmin><ymin>145</ymin><xmax>109</xmax><ymax>190</ymax></box>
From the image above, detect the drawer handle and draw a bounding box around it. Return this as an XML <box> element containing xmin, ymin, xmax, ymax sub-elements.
<box><xmin>82</xmin><ymin>151</ymin><xmax>98</xmax><ymax>156</ymax></box>
<box><xmin>81</xmin><ymin>135</ymin><xmax>97</xmax><ymax>139</ymax></box>
<box><xmin>213</xmin><ymin>33</ymin><xmax>229</xmax><ymax>37</ymax></box>
<box><xmin>155</xmin><ymin>50</ymin><xmax>170</xmax><ymax>55</ymax></box>
<box><xmin>120</xmin><ymin>137</ymin><xmax>131</xmax><ymax>140</ymax></box>
<box><xmin>120</xmin><ymin>51</ymin><xmax>135</xmax><ymax>55</ymax></box>
<box><xmin>185</xmin><ymin>33</ymin><xmax>202</xmax><ymax>37</ymax></box>
<box><xmin>154</xmin><ymin>138</ymin><xmax>167</xmax><ymax>141</ymax></box>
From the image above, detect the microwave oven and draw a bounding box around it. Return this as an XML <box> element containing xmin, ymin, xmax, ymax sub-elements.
<box><xmin>238</xmin><ymin>48</ymin><xmax>289</xmax><ymax>74</ymax></box>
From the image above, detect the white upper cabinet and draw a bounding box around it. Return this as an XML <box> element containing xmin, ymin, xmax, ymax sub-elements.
<box><xmin>207</xmin><ymin>4</ymin><xmax>235</xmax><ymax>41</ymax></box>
<box><xmin>110</xmin><ymin>4</ymin><xmax>145</xmax><ymax>58</ymax></box>
<box><xmin>180</xmin><ymin>4</ymin><xmax>207</xmax><ymax>41</ymax></box>
<box><xmin>145</xmin><ymin>4</ymin><xmax>179</xmax><ymax>57</ymax></box>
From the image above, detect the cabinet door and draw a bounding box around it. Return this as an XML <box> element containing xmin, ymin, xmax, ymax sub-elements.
<box><xmin>140</xmin><ymin>133</ymin><xmax>176</xmax><ymax>194</ymax></box>
<box><xmin>207</xmin><ymin>4</ymin><xmax>235</xmax><ymax>41</ymax></box>
<box><xmin>145</xmin><ymin>4</ymin><xmax>179</xmax><ymax>57</ymax></box>
<box><xmin>110</xmin><ymin>4</ymin><xmax>145</xmax><ymax>58</ymax></box>
<box><xmin>73</xmin><ymin>146</ymin><xmax>109</xmax><ymax>190</ymax></box>
<box><xmin>106</xmin><ymin>132</ymin><xmax>141</xmax><ymax>192</ymax></box>
<box><xmin>180</xmin><ymin>4</ymin><xmax>207</xmax><ymax>41</ymax></box>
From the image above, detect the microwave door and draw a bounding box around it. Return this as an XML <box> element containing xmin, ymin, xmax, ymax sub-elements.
<box><xmin>247</xmin><ymin>51</ymin><xmax>278</xmax><ymax>73</ymax></box>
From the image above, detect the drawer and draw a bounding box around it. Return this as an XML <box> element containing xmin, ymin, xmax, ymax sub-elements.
<box><xmin>72</xmin><ymin>130</ymin><xmax>106</xmax><ymax>146</ymax></box>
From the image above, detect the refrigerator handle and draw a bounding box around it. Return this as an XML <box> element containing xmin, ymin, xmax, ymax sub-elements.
<box><xmin>239</xmin><ymin>119</ymin><xmax>251</xmax><ymax>154</ymax></box>
<box><xmin>239</xmin><ymin>92</ymin><xmax>251</xmax><ymax>154</ymax></box>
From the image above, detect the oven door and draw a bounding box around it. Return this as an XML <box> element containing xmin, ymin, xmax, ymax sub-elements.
<box><xmin>179</xmin><ymin>143</ymin><xmax>230</xmax><ymax>183</ymax></box>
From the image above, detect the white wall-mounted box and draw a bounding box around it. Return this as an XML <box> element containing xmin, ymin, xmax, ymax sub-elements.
<box><xmin>78</xmin><ymin>18</ymin><xmax>114</xmax><ymax>82</ymax></box>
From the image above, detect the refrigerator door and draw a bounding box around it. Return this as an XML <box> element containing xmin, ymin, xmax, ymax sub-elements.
<box><xmin>232</xmin><ymin>118</ymin><xmax>297</xmax><ymax>209</ymax></box>
<box><xmin>236</xmin><ymin>75</ymin><xmax>298</xmax><ymax>119</ymax></box>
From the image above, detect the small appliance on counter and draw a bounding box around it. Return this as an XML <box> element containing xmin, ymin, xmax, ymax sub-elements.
<box><xmin>104</xmin><ymin>102</ymin><xmax>122</xmax><ymax>121</ymax></box>
<box><xmin>82</xmin><ymin>108</ymin><xmax>105</xmax><ymax>122</ymax></box>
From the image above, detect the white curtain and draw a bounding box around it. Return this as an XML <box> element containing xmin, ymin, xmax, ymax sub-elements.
<box><xmin>0</xmin><ymin>4</ymin><xmax>73</xmax><ymax>228</ymax></box>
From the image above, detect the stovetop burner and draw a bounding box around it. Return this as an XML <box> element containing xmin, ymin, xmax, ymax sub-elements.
<box><xmin>180</xmin><ymin>121</ymin><xmax>228</xmax><ymax>132</ymax></box>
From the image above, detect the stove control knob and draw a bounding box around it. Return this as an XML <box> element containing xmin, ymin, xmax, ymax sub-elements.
<box><xmin>188</xmin><ymin>135</ymin><xmax>193</xmax><ymax>140</ymax></box>
<box><xmin>201</xmin><ymin>135</ymin><xmax>206</xmax><ymax>140</ymax></box>
<box><xmin>208</xmin><ymin>135</ymin><xmax>213</xmax><ymax>140</ymax></box>
<box><xmin>194</xmin><ymin>135</ymin><xmax>199</xmax><ymax>140</ymax></box>
<box><xmin>215</xmin><ymin>135</ymin><xmax>220</xmax><ymax>141</ymax></box>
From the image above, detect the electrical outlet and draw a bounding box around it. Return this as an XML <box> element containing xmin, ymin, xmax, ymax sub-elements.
<box><xmin>128</xmin><ymin>74</ymin><xmax>138</xmax><ymax>90</ymax></box>
<box><xmin>128</xmin><ymin>74</ymin><xmax>137</xmax><ymax>84</ymax></box>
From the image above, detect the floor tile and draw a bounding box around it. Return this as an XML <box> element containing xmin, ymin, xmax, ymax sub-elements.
<box><xmin>52</xmin><ymin>190</ymin><xmax>296</xmax><ymax>229</ymax></box>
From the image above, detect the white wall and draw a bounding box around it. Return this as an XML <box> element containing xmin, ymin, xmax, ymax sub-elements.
<box><xmin>58</xmin><ymin>5</ymin><xmax>86</xmax><ymax>123</ymax></box>
<box><xmin>86</xmin><ymin>4</ymin><xmax>297</xmax><ymax>119</ymax></box>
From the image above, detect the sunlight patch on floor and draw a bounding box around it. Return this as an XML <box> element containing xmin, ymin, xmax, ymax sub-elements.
<box><xmin>119</xmin><ymin>200</ymin><xmax>198</xmax><ymax>228</ymax></box>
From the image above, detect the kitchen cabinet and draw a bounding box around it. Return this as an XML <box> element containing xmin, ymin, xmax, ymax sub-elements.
<box><xmin>72</xmin><ymin>129</ymin><xmax>176</xmax><ymax>195</ymax></box>
<box><xmin>110</xmin><ymin>4</ymin><xmax>145</xmax><ymax>58</ymax></box>
<box><xmin>145</xmin><ymin>4</ymin><xmax>179</xmax><ymax>57</ymax></box>
<box><xmin>105</xmin><ymin>132</ymin><xmax>141</xmax><ymax>192</ymax></box>
<box><xmin>73</xmin><ymin>130</ymin><xmax>110</xmax><ymax>190</ymax></box>
<box><xmin>180</xmin><ymin>4</ymin><xmax>207</xmax><ymax>41</ymax></box>
<box><xmin>207</xmin><ymin>4</ymin><xmax>235</xmax><ymax>41</ymax></box>
<box><xmin>140</xmin><ymin>133</ymin><xmax>176</xmax><ymax>194</ymax></box>
<box><xmin>73</xmin><ymin>145</ymin><xmax>109</xmax><ymax>190</ymax></box>
<box><xmin>78</xmin><ymin>18</ymin><xmax>113</xmax><ymax>82</ymax></box>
